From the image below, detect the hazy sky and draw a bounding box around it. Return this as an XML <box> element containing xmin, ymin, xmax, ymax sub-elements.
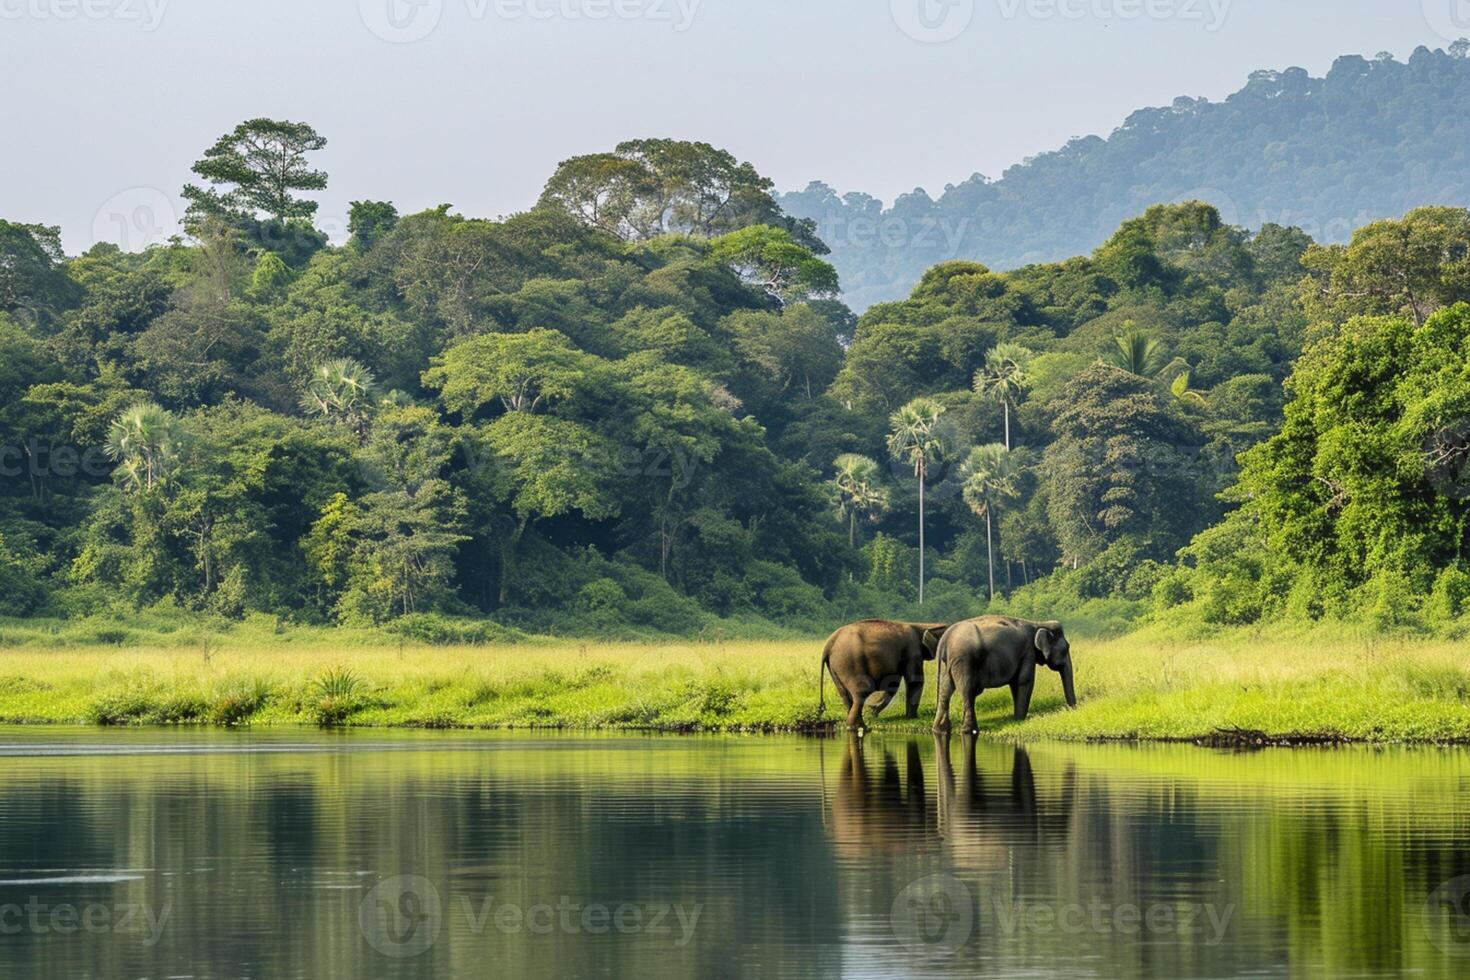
<box><xmin>1</xmin><ymin>0</ymin><xmax>1461</xmax><ymax>253</ymax></box>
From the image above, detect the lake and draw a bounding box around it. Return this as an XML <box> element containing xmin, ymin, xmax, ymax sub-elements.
<box><xmin>0</xmin><ymin>728</ymin><xmax>1468</xmax><ymax>978</ymax></box>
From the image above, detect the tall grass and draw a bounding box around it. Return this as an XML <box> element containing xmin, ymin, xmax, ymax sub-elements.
<box><xmin>2</xmin><ymin>622</ymin><xmax>1468</xmax><ymax>740</ymax></box>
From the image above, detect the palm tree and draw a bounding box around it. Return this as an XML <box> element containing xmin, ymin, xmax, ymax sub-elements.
<box><xmin>301</xmin><ymin>358</ymin><xmax>377</xmax><ymax>437</ymax></box>
<box><xmin>1170</xmin><ymin>370</ymin><xmax>1209</xmax><ymax>408</ymax></box>
<box><xmin>1101</xmin><ymin>326</ymin><xmax>1171</xmax><ymax>378</ymax></box>
<box><xmin>974</xmin><ymin>342</ymin><xmax>1033</xmax><ymax>450</ymax></box>
<box><xmin>887</xmin><ymin>397</ymin><xmax>948</xmax><ymax>606</ymax></box>
<box><xmin>105</xmin><ymin>402</ymin><xmax>183</xmax><ymax>491</ymax></box>
<box><xmin>830</xmin><ymin>454</ymin><xmax>889</xmax><ymax>548</ymax></box>
<box><xmin>962</xmin><ymin>444</ymin><xmax>1022</xmax><ymax>601</ymax></box>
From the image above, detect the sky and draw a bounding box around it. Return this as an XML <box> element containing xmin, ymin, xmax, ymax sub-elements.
<box><xmin>1</xmin><ymin>0</ymin><xmax>1463</xmax><ymax>253</ymax></box>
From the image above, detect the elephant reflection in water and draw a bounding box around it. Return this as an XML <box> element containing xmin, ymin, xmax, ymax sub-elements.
<box><xmin>824</xmin><ymin>735</ymin><xmax>937</xmax><ymax>859</ymax></box>
<box><xmin>934</xmin><ymin>733</ymin><xmax>1076</xmax><ymax>874</ymax></box>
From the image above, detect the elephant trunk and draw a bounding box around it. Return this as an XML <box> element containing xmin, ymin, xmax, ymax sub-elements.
<box><xmin>1060</xmin><ymin>662</ymin><xmax>1077</xmax><ymax>708</ymax></box>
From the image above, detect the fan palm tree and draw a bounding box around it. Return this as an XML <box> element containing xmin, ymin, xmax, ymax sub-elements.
<box><xmin>301</xmin><ymin>358</ymin><xmax>377</xmax><ymax>437</ymax></box>
<box><xmin>887</xmin><ymin>397</ymin><xmax>948</xmax><ymax>606</ymax></box>
<box><xmin>105</xmin><ymin>402</ymin><xmax>183</xmax><ymax>491</ymax></box>
<box><xmin>1101</xmin><ymin>326</ymin><xmax>1171</xmax><ymax>378</ymax></box>
<box><xmin>974</xmin><ymin>342</ymin><xmax>1033</xmax><ymax>450</ymax></box>
<box><xmin>830</xmin><ymin>454</ymin><xmax>889</xmax><ymax>549</ymax></box>
<box><xmin>961</xmin><ymin>443</ymin><xmax>1022</xmax><ymax>601</ymax></box>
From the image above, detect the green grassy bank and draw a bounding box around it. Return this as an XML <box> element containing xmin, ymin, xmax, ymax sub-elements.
<box><xmin>3</xmin><ymin>617</ymin><xmax>1470</xmax><ymax>742</ymax></box>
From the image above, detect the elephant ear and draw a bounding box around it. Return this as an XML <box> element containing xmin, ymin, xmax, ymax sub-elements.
<box><xmin>920</xmin><ymin>626</ymin><xmax>949</xmax><ymax>660</ymax></box>
<box><xmin>1033</xmin><ymin>627</ymin><xmax>1055</xmax><ymax>665</ymax></box>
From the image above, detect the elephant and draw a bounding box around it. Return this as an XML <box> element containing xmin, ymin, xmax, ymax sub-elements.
<box><xmin>933</xmin><ymin>616</ymin><xmax>1076</xmax><ymax>734</ymax></box>
<box><xmin>819</xmin><ymin>619</ymin><xmax>951</xmax><ymax>730</ymax></box>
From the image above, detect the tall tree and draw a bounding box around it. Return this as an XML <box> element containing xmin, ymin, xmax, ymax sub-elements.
<box><xmin>182</xmin><ymin>118</ymin><xmax>328</xmax><ymax>225</ymax></box>
<box><xmin>887</xmin><ymin>397</ymin><xmax>948</xmax><ymax>605</ymax></box>
<box><xmin>301</xmin><ymin>358</ymin><xmax>377</xmax><ymax>438</ymax></box>
<box><xmin>974</xmin><ymin>342</ymin><xmax>1033</xmax><ymax>449</ymax></box>
<box><xmin>830</xmin><ymin>453</ymin><xmax>888</xmax><ymax>549</ymax></box>
<box><xmin>1101</xmin><ymin>327</ymin><xmax>1171</xmax><ymax>378</ymax></box>
<box><xmin>961</xmin><ymin>444</ymin><xmax>1022</xmax><ymax>600</ymax></box>
<box><xmin>105</xmin><ymin>402</ymin><xmax>184</xmax><ymax>492</ymax></box>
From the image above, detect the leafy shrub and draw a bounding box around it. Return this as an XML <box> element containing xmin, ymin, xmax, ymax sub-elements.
<box><xmin>387</xmin><ymin>613</ymin><xmax>524</xmax><ymax>646</ymax></box>
<box><xmin>309</xmin><ymin>667</ymin><xmax>368</xmax><ymax>725</ymax></box>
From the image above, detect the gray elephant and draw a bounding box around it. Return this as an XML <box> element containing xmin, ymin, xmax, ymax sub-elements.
<box><xmin>819</xmin><ymin>619</ymin><xmax>950</xmax><ymax>730</ymax></box>
<box><xmin>933</xmin><ymin>616</ymin><xmax>1076</xmax><ymax>734</ymax></box>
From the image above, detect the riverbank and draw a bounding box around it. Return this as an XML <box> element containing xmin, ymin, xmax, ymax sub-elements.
<box><xmin>2</xmin><ymin>624</ymin><xmax>1469</xmax><ymax>741</ymax></box>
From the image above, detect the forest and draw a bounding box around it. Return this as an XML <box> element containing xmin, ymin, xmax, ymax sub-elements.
<box><xmin>4</xmin><ymin>118</ymin><xmax>1470</xmax><ymax>648</ymax></box>
<box><xmin>779</xmin><ymin>43</ymin><xmax>1470</xmax><ymax>310</ymax></box>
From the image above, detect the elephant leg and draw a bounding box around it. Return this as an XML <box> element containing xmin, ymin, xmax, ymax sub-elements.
<box><xmin>869</xmin><ymin>674</ymin><xmax>902</xmax><ymax>718</ymax></box>
<box><xmin>933</xmin><ymin>663</ymin><xmax>954</xmax><ymax>733</ymax></box>
<box><xmin>1010</xmin><ymin>680</ymin><xmax>1034</xmax><ymax>721</ymax></box>
<box><xmin>846</xmin><ymin>677</ymin><xmax>874</xmax><ymax>730</ymax></box>
<box><xmin>961</xmin><ymin>681</ymin><xmax>983</xmax><ymax>735</ymax></box>
<box><xmin>904</xmin><ymin>673</ymin><xmax>924</xmax><ymax>719</ymax></box>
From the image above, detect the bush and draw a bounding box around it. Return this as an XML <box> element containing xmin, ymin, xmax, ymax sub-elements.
<box><xmin>387</xmin><ymin>613</ymin><xmax>525</xmax><ymax>646</ymax></box>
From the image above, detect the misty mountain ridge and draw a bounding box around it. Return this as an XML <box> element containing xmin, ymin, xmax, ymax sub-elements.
<box><xmin>778</xmin><ymin>43</ymin><xmax>1470</xmax><ymax>309</ymax></box>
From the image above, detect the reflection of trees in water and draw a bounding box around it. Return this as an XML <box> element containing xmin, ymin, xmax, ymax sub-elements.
<box><xmin>0</xmin><ymin>757</ymin><xmax>847</xmax><ymax>980</ymax></box>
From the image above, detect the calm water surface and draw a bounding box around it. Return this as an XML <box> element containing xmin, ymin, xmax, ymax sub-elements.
<box><xmin>1</xmin><ymin>727</ymin><xmax>1468</xmax><ymax>978</ymax></box>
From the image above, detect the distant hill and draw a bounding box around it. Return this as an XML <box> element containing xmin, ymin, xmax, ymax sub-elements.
<box><xmin>779</xmin><ymin>44</ymin><xmax>1470</xmax><ymax>310</ymax></box>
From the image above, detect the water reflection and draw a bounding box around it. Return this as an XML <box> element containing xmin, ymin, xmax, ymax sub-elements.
<box><xmin>0</xmin><ymin>729</ymin><xmax>1467</xmax><ymax>978</ymax></box>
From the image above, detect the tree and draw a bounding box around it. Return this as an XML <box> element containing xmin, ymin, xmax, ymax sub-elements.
<box><xmin>0</xmin><ymin>220</ymin><xmax>75</xmax><ymax>328</ymax></box>
<box><xmin>830</xmin><ymin>453</ymin><xmax>888</xmax><ymax>548</ymax></box>
<box><xmin>538</xmin><ymin>139</ymin><xmax>827</xmax><ymax>250</ymax></box>
<box><xmin>1045</xmin><ymin>365</ymin><xmax>1206</xmax><ymax>565</ymax></box>
<box><xmin>1101</xmin><ymin>326</ymin><xmax>1171</xmax><ymax>378</ymax></box>
<box><xmin>425</xmin><ymin>329</ymin><xmax>602</xmax><ymax>416</ymax></box>
<box><xmin>347</xmin><ymin>201</ymin><xmax>399</xmax><ymax>251</ymax></box>
<box><xmin>709</xmin><ymin>226</ymin><xmax>839</xmax><ymax>305</ymax></box>
<box><xmin>182</xmin><ymin>118</ymin><xmax>328</xmax><ymax>225</ymax></box>
<box><xmin>301</xmin><ymin>358</ymin><xmax>377</xmax><ymax>437</ymax></box>
<box><xmin>961</xmin><ymin>444</ymin><xmax>1022</xmax><ymax>600</ymax></box>
<box><xmin>482</xmin><ymin>413</ymin><xmax>620</xmax><ymax>605</ymax></box>
<box><xmin>887</xmin><ymin>397</ymin><xmax>948</xmax><ymax>605</ymax></box>
<box><xmin>974</xmin><ymin>342</ymin><xmax>1033</xmax><ymax>449</ymax></box>
<box><xmin>1303</xmin><ymin>207</ymin><xmax>1470</xmax><ymax>328</ymax></box>
<box><xmin>105</xmin><ymin>402</ymin><xmax>184</xmax><ymax>491</ymax></box>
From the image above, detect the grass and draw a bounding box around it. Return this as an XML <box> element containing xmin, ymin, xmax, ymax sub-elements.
<box><xmin>2</xmin><ymin>619</ymin><xmax>1470</xmax><ymax>741</ymax></box>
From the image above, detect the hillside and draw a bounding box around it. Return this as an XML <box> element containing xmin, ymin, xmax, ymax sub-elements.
<box><xmin>779</xmin><ymin>44</ymin><xmax>1470</xmax><ymax>310</ymax></box>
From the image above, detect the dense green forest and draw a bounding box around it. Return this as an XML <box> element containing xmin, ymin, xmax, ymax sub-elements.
<box><xmin>779</xmin><ymin>44</ymin><xmax>1470</xmax><ymax>310</ymax></box>
<box><xmin>3</xmin><ymin>120</ymin><xmax>1470</xmax><ymax>641</ymax></box>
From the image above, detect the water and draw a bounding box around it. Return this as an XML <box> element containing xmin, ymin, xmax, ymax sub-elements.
<box><xmin>1</xmin><ymin>728</ymin><xmax>1468</xmax><ymax>979</ymax></box>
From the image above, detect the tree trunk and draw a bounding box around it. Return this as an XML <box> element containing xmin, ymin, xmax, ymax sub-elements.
<box><xmin>849</xmin><ymin>511</ymin><xmax>856</xmax><ymax>550</ymax></box>
<box><xmin>985</xmin><ymin>508</ymin><xmax>995</xmax><ymax>601</ymax></box>
<box><xmin>498</xmin><ymin>514</ymin><xmax>530</xmax><ymax>607</ymax></box>
<box><xmin>918</xmin><ymin>473</ymin><xmax>926</xmax><ymax>606</ymax></box>
<box><xmin>1004</xmin><ymin>400</ymin><xmax>1011</xmax><ymax>451</ymax></box>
